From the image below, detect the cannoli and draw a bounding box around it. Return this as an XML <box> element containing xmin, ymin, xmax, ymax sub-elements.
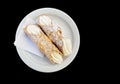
<box><xmin>24</xmin><ymin>24</ymin><xmax>63</xmax><ymax>64</ymax></box>
<box><xmin>37</xmin><ymin>15</ymin><xmax>72</xmax><ymax>56</ymax></box>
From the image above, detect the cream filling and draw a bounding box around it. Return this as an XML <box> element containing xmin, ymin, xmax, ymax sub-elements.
<box><xmin>39</xmin><ymin>15</ymin><xmax>52</xmax><ymax>26</ymax></box>
<box><xmin>62</xmin><ymin>38</ymin><xmax>72</xmax><ymax>56</ymax></box>
<box><xmin>27</xmin><ymin>25</ymin><xmax>41</xmax><ymax>35</ymax></box>
<box><xmin>51</xmin><ymin>52</ymin><xmax>63</xmax><ymax>64</ymax></box>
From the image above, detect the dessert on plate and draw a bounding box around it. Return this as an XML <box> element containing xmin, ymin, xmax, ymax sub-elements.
<box><xmin>24</xmin><ymin>24</ymin><xmax>63</xmax><ymax>64</ymax></box>
<box><xmin>37</xmin><ymin>15</ymin><xmax>72</xmax><ymax>56</ymax></box>
<box><xmin>23</xmin><ymin>14</ymin><xmax>72</xmax><ymax>64</ymax></box>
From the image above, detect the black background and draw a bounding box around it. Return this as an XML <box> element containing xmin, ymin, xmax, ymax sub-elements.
<box><xmin>1</xmin><ymin>0</ymin><xmax>98</xmax><ymax>82</ymax></box>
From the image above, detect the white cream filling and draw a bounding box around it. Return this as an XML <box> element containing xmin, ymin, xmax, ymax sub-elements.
<box><xmin>39</xmin><ymin>15</ymin><xmax>52</xmax><ymax>26</ymax></box>
<box><xmin>62</xmin><ymin>38</ymin><xmax>72</xmax><ymax>56</ymax></box>
<box><xmin>27</xmin><ymin>25</ymin><xmax>41</xmax><ymax>35</ymax></box>
<box><xmin>51</xmin><ymin>52</ymin><xmax>63</xmax><ymax>64</ymax></box>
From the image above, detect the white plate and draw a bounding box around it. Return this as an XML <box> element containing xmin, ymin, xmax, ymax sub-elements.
<box><xmin>15</xmin><ymin>8</ymin><xmax>80</xmax><ymax>73</ymax></box>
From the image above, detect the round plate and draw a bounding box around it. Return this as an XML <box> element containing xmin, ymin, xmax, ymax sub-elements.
<box><xmin>15</xmin><ymin>8</ymin><xmax>80</xmax><ymax>73</ymax></box>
